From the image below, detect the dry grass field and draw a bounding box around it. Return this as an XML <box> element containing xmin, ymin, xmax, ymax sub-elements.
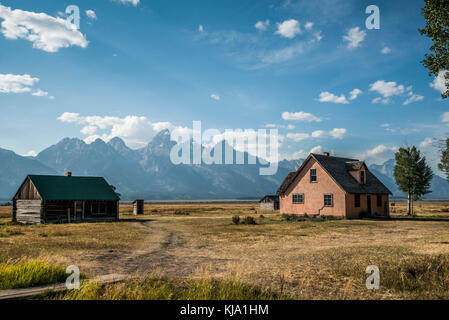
<box><xmin>2</xmin><ymin>201</ymin><xmax>449</xmax><ymax>299</ymax></box>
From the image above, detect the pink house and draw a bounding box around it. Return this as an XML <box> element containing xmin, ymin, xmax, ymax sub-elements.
<box><xmin>277</xmin><ymin>152</ymin><xmax>391</xmax><ymax>218</ymax></box>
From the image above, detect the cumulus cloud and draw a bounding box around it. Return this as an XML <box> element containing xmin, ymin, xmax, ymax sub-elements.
<box><xmin>255</xmin><ymin>20</ymin><xmax>269</xmax><ymax>32</ymax></box>
<box><xmin>357</xmin><ymin>144</ymin><xmax>397</xmax><ymax>163</ymax></box>
<box><xmin>265</xmin><ymin>124</ymin><xmax>295</xmax><ymax>130</ymax></box>
<box><xmin>275</xmin><ymin>19</ymin><xmax>301</xmax><ymax>39</ymax></box>
<box><xmin>282</xmin><ymin>111</ymin><xmax>321</xmax><ymax>122</ymax></box>
<box><xmin>0</xmin><ymin>4</ymin><xmax>88</xmax><ymax>53</ymax></box>
<box><xmin>284</xmin><ymin>145</ymin><xmax>323</xmax><ymax>160</ymax></box>
<box><xmin>381</xmin><ymin>47</ymin><xmax>391</xmax><ymax>54</ymax></box>
<box><xmin>0</xmin><ymin>74</ymin><xmax>38</xmax><ymax>93</ymax></box>
<box><xmin>318</xmin><ymin>91</ymin><xmax>349</xmax><ymax>104</ymax></box>
<box><xmin>198</xmin><ymin>24</ymin><xmax>204</xmax><ymax>33</ymax></box>
<box><xmin>86</xmin><ymin>10</ymin><xmax>97</xmax><ymax>20</ymax></box>
<box><xmin>369</xmin><ymin>80</ymin><xmax>405</xmax><ymax>98</ymax></box>
<box><xmin>210</xmin><ymin>93</ymin><xmax>220</xmax><ymax>101</ymax></box>
<box><xmin>23</xmin><ymin>150</ymin><xmax>37</xmax><ymax>157</ymax></box>
<box><xmin>259</xmin><ymin>42</ymin><xmax>304</xmax><ymax>65</ymax></box>
<box><xmin>343</xmin><ymin>27</ymin><xmax>366</xmax><ymax>49</ymax></box>
<box><xmin>430</xmin><ymin>70</ymin><xmax>448</xmax><ymax>95</ymax></box>
<box><xmin>0</xmin><ymin>73</ymin><xmax>53</xmax><ymax>98</ymax></box>
<box><xmin>329</xmin><ymin>128</ymin><xmax>347</xmax><ymax>139</ymax></box>
<box><xmin>57</xmin><ymin>112</ymin><xmax>175</xmax><ymax>148</ymax></box>
<box><xmin>370</xmin><ymin>80</ymin><xmax>424</xmax><ymax>105</ymax></box>
<box><xmin>441</xmin><ymin>111</ymin><xmax>449</xmax><ymax>124</ymax></box>
<box><xmin>349</xmin><ymin>88</ymin><xmax>362</xmax><ymax>100</ymax></box>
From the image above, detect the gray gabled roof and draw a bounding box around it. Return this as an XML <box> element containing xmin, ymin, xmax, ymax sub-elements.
<box><xmin>277</xmin><ymin>153</ymin><xmax>392</xmax><ymax>195</ymax></box>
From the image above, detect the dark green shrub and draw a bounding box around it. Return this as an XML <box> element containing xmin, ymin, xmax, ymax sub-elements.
<box><xmin>232</xmin><ymin>215</ymin><xmax>240</xmax><ymax>225</ymax></box>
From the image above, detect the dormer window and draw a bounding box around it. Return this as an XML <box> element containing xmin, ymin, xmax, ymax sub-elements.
<box><xmin>310</xmin><ymin>169</ymin><xmax>317</xmax><ymax>182</ymax></box>
<box><xmin>360</xmin><ymin>171</ymin><xmax>365</xmax><ymax>184</ymax></box>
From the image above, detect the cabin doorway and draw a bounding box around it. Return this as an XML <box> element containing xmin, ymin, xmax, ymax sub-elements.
<box><xmin>367</xmin><ymin>195</ymin><xmax>372</xmax><ymax>215</ymax></box>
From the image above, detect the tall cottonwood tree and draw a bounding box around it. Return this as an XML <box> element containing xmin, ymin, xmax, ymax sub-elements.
<box><xmin>394</xmin><ymin>146</ymin><xmax>433</xmax><ymax>216</ymax></box>
<box><xmin>438</xmin><ymin>138</ymin><xmax>449</xmax><ymax>181</ymax></box>
<box><xmin>419</xmin><ymin>0</ymin><xmax>449</xmax><ymax>98</ymax></box>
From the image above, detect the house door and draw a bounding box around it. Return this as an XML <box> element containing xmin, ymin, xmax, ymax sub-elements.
<box><xmin>367</xmin><ymin>195</ymin><xmax>372</xmax><ymax>214</ymax></box>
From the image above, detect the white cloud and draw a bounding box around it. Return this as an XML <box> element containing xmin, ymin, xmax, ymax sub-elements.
<box><xmin>116</xmin><ymin>0</ymin><xmax>140</xmax><ymax>6</ymax></box>
<box><xmin>311</xmin><ymin>130</ymin><xmax>326</xmax><ymax>138</ymax></box>
<box><xmin>57</xmin><ymin>112</ymin><xmax>175</xmax><ymax>148</ymax></box>
<box><xmin>358</xmin><ymin>144</ymin><xmax>398</xmax><ymax>163</ymax></box>
<box><xmin>86</xmin><ymin>10</ymin><xmax>97</xmax><ymax>20</ymax></box>
<box><xmin>32</xmin><ymin>88</ymin><xmax>48</xmax><ymax>97</ymax></box>
<box><xmin>310</xmin><ymin>145</ymin><xmax>323</xmax><ymax>154</ymax></box>
<box><xmin>403</xmin><ymin>93</ymin><xmax>424</xmax><ymax>105</ymax></box>
<box><xmin>318</xmin><ymin>91</ymin><xmax>349</xmax><ymax>104</ymax></box>
<box><xmin>369</xmin><ymin>80</ymin><xmax>405</xmax><ymax>98</ymax></box>
<box><xmin>255</xmin><ymin>20</ymin><xmax>269</xmax><ymax>32</ymax></box>
<box><xmin>198</xmin><ymin>24</ymin><xmax>204</xmax><ymax>33</ymax></box>
<box><xmin>0</xmin><ymin>5</ymin><xmax>88</xmax><ymax>53</ymax></box>
<box><xmin>430</xmin><ymin>70</ymin><xmax>448</xmax><ymax>95</ymax></box>
<box><xmin>210</xmin><ymin>93</ymin><xmax>220</xmax><ymax>101</ymax></box>
<box><xmin>343</xmin><ymin>27</ymin><xmax>366</xmax><ymax>49</ymax></box>
<box><xmin>313</xmin><ymin>31</ymin><xmax>323</xmax><ymax>42</ymax></box>
<box><xmin>329</xmin><ymin>128</ymin><xmax>347</xmax><ymax>139</ymax></box>
<box><xmin>0</xmin><ymin>74</ymin><xmax>39</xmax><ymax>93</ymax></box>
<box><xmin>349</xmin><ymin>88</ymin><xmax>362</xmax><ymax>100</ymax></box>
<box><xmin>286</xmin><ymin>133</ymin><xmax>310</xmax><ymax>142</ymax></box>
<box><xmin>275</xmin><ymin>19</ymin><xmax>301</xmax><ymax>39</ymax></box>
<box><xmin>381</xmin><ymin>47</ymin><xmax>391</xmax><ymax>54</ymax></box>
<box><xmin>287</xmin><ymin>128</ymin><xmax>347</xmax><ymax>141</ymax></box>
<box><xmin>304</xmin><ymin>22</ymin><xmax>313</xmax><ymax>30</ymax></box>
<box><xmin>372</xmin><ymin>97</ymin><xmax>389</xmax><ymax>104</ymax></box>
<box><xmin>420</xmin><ymin>137</ymin><xmax>435</xmax><ymax>148</ymax></box>
<box><xmin>282</xmin><ymin>111</ymin><xmax>321</xmax><ymax>122</ymax></box>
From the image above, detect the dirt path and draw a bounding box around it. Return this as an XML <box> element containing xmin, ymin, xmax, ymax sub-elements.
<box><xmin>77</xmin><ymin>220</ymin><xmax>228</xmax><ymax>279</ymax></box>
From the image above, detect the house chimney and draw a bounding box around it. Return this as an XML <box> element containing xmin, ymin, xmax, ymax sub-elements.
<box><xmin>323</xmin><ymin>152</ymin><xmax>330</xmax><ymax>157</ymax></box>
<box><xmin>65</xmin><ymin>172</ymin><xmax>72</xmax><ymax>177</ymax></box>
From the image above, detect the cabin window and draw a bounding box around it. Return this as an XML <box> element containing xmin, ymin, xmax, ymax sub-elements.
<box><xmin>324</xmin><ymin>194</ymin><xmax>333</xmax><ymax>207</ymax></box>
<box><xmin>292</xmin><ymin>194</ymin><xmax>304</xmax><ymax>204</ymax></box>
<box><xmin>377</xmin><ymin>195</ymin><xmax>382</xmax><ymax>207</ymax></box>
<box><xmin>91</xmin><ymin>202</ymin><xmax>106</xmax><ymax>215</ymax></box>
<box><xmin>310</xmin><ymin>169</ymin><xmax>317</xmax><ymax>182</ymax></box>
<box><xmin>360</xmin><ymin>171</ymin><xmax>365</xmax><ymax>184</ymax></box>
<box><xmin>355</xmin><ymin>194</ymin><xmax>361</xmax><ymax>207</ymax></box>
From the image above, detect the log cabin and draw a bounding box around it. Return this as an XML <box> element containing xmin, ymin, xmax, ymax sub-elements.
<box><xmin>12</xmin><ymin>172</ymin><xmax>120</xmax><ymax>224</ymax></box>
<box><xmin>277</xmin><ymin>152</ymin><xmax>392</xmax><ymax>218</ymax></box>
<box><xmin>259</xmin><ymin>195</ymin><xmax>280</xmax><ymax>210</ymax></box>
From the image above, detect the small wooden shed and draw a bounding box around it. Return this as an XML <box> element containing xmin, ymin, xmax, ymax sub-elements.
<box><xmin>12</xmin><ymin>174</ymin><xmax>120</xmax><ymax>224</ymax></box>
<box><xmin>259</xmin><ymin>195</ymin><xmax>280</xmax><ymax>210</ymax></box>
<box><xmin>133</xmin><ymin>200</ymin><xmax>144</xmax><ymax>215</ymax></box>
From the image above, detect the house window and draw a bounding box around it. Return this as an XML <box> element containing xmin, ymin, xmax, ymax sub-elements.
<box><xmin>324</xmin><ymin>194</ymin><xmax>333</xmax><ymax>207</ymax></box>
<box><xmin>377</xmin><ymin>195</ymin><xmax>382</xmax><ymax>207</ymax></box>
<box><xmin>310</xmin><ymin>169</ymin><xmax>317</xmax><ymax>182</ymax></box>
<box><xmin>360</xmin><ymin>171</ymin><xmax>365</xmax><ymax>184</ymax></box>
<box><xmin>355</xmin><ymin>194</ymin><xmax>360</xmax><ymax>208</ymax></box>
<box><xmin>292</xmin><ymin>194</ymin><xmax>304</xmax><ymax>204</ymax></box>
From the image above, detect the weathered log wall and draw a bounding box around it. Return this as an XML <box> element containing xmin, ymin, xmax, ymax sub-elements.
<box><xmin>15</xmin><ymin>200</ymin><xmax>42</xmax><ymax>224</ymax></box>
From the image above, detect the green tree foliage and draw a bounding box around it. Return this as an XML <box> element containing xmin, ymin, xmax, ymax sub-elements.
<box><xmin>438</xmin><ymin>138</ymin><xmax>449</xmax><ymax>181</ymax></box>
<box><xmin>394</xmin><ymin>146</ymin><xmax>433</xmax><ymax>215</ymax></box>
<box><xmin>419</xmin><ymin>0</ymin><xmax>449</xmax><ymax>98</ymax></box>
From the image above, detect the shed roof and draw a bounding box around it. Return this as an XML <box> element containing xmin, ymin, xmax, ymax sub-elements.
<box><xmin>25</xmin><ymin>175</ymin><xmax>120</xmax><ymax>201</ymax></box>
<box><xmin>259</xmin><ymin>195</ymin><xmax>279</xmax><ymax>203</ymax></box>
<box><xmin>277</xmin><ymin>153</ymin><xmax>392</xmax><ymax>195</ymax></box>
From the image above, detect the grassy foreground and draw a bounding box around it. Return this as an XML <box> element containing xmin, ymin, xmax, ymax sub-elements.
<box><xmin>0</xmin><ymin>259</ymin><xmax>67</xmax><ymax>290</ymax></box>
<box><xmin>44</xmin><ymin>277</ymin><xmax>290</xmax><ymax>300</ymax></box>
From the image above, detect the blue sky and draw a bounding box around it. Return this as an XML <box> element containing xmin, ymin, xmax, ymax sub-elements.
<box><xmin>0</xmin><ymin>0</ymin><xmax>448</xmax><ymax>172</ymax></box>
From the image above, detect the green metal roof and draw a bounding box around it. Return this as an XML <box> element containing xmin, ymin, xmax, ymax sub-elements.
<box><xmin>28</xmin><ymin>175</ymin><xmax>120</xmax><ymax>201</ymax></box>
